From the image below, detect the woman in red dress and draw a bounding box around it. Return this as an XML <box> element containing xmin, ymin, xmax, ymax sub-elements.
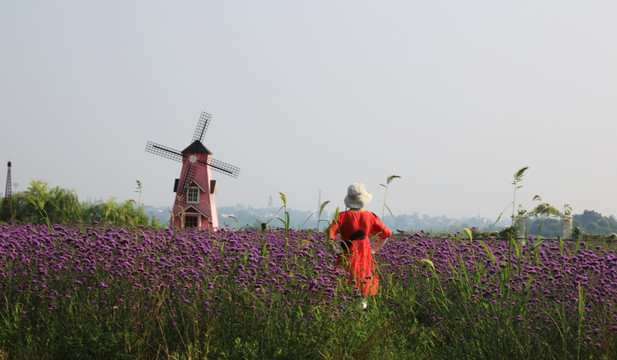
<box><xmin>328</xmin><ymin>183</ymin><xmax>392</xmax><ymax>302</ymax></box>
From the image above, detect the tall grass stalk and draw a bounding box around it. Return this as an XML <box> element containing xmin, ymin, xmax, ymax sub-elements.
<box><xmin>380</xmin><ymin>174</ymin><xmax>401</xmax><ymax>219</ymax></box>
<box><xmin>494</xmin><ymin>166</ymin><xmax>529</xmax><ymax>226</ymax></box>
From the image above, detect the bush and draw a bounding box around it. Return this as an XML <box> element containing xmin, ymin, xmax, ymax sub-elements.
<box><xmin>0</xmin><ymin>180</ymin><xmax>150</xmax><ymax>227</ymax></box>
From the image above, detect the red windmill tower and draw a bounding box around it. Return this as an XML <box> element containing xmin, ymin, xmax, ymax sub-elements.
<box><xmin>146</xmin><ymin>112</ymin><xmax>240</xmax><ymax>230</ymax></box>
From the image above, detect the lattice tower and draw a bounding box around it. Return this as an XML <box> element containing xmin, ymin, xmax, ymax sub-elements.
<box><xmin>4</xmin><ymin>161</ymin><xmax>12</xmax><ymax>218</ymax></box>
<box><xmin>4</xmin><ymin>161</ymin><xmax>11</xmax><ymax>199</ymax></box>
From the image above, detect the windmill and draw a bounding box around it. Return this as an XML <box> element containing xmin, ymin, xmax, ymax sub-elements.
<box><xmin>146</xmin><ymin>112</ymin><xmax>240</xmax><ymax>230</ymax></box>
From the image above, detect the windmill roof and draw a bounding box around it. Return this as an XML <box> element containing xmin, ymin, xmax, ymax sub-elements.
<box><xmin>182</xmin><ymin>140</ymin><xmax>211</xmax><ymax>155</ymax></box>
<box><xmin>174</xmin><ymin>205</ymin><xmax>210</xmax><ymax>219</ymax></box>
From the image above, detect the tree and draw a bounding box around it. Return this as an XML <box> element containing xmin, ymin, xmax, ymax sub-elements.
<box><xmin>1</xmin><ymin>179</ymin><xmax>150</xmax><ymax>227</ymax></box>
<box><xmin>47</xmin><ymin>185</ymin><xmax>82</xmax><ymax>223</ymax></box>
<box><xmin>529</xmin><ymin>195</ymin><xmax>561</xmax><ymax>237</ymax></box>
<box><xmin>83</xmin><ymin>197</ymin><xmax>149</xmax><ymax>227</ymax></box>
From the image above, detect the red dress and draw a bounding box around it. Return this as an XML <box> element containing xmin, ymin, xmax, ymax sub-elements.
<box><xmin>328</xmin><ymin>210</ymin><xmax>392</xmax><ymax>296</ymax></box>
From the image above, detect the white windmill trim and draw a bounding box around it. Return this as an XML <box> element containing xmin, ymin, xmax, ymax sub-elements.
<box><xmin>185</xmin><ymin>180</ymin><xmax>206</xmax><ymax>193</ymax></box>
<box><xmin>181</xmin><ymin>206</ymin><xmax>210</xmax><ymax>219</ymax></box>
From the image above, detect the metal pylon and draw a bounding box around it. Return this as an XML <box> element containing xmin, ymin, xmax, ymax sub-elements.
<box><xmin>4</xmin><ymin>161</ymin><xmax>12</xmax><ymax>218</ymax></box>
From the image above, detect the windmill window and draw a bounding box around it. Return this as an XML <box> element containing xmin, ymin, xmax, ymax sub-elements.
<box><xmin>187</xmin><ymin>187</ymin><xmax>199</xmax><ymax>203</ymax></box>
<box><xmin>185</xmin><ymin>215</ymin><xmax>198</xmax><ymax>228</ymax></box>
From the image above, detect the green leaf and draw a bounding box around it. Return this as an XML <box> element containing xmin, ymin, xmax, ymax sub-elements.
<box><xmin>462</xmin><ymin>228</ymin><xmax>473</xmax><ymax>241</ymax></box>
<box><xmin>386</xmin><ymin>175</ymin><xmax>402</xmax><ymax>185</ymax></box>
<box><xmin>318</xmin><ymin>201</ymin><xmax>330</xmax><ymax>217</ymax></box>
<box><xmin>513</xmin><ymin>166</ymin><xmax>529</xmax><ymax>182</ymax></box>
<box><xmin>300</xmin><ymin>213</ymin><xmax>315</xmax><ymax>227</ymax></box>
<box><xmin>419</xmin><ymin>259</ymin><xmax>435</xmax><ymax>272</ymax></box>
<box><xmin>328</xmin><ymin>206</ymin><xmax>340</xmax><ymax>233</ymax></box>
<box><xmin>225</xmin><ymin>215</ymin><xmax>239</xmax><ymax>223</ymax></box>
<box><xmin>279</xmin><ymin>192</ymin><xmax>287</xmax><ymax>207</ymax></box>
<box><xmin>384</xmin><ymin>203</ymin><xmax>395</xmax><ymax>218</ymax></box>
<box><xmin>493</xmin><ymin>203</ymin><xmax>512</xmax><ymax>226</ymax></box>
<box><xmin>479</xmin><ymin>240</ymin><xmax>497</xmax><ymax>265</ymax></box>
<box><xmin>578</xmin><ymin>284</ymin><xmax>585</xmax><ymax>319</ymax></box>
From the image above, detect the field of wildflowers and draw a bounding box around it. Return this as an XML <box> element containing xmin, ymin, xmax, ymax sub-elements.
<box><xmin>1</xmin><ymin>223</ymin><xmax>617</xmax><ymax>359</ymax></box>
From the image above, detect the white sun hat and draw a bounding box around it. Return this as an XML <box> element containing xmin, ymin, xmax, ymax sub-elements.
<box><xmin>344</xmin><ymin>183</ymin><xmax>373</xmax><ymax>209</ymax></box>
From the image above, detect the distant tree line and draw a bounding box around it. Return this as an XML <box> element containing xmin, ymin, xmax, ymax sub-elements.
<box><xmin>520</xmin><ymin>210</ymin><xmax>617</xmax><ymax>238</ymax></box>
<box><xmin>0</xmin><ymin>180</ymin><xmax>151</xmax><ymax>227</ymax></box>
<box><xmin>4</xmin><ymin>181</ymin><xmax>616</xmax><ymax>238</ymax></box>
<box><xmin>216</xmin><ymin>205</ymin><xmax>494</xmax><ymax>232</ymax></box>
<box><xmin>217</xmin><ymin>204</ymin><xmax>617</xmax><ymax>238</ymax></box>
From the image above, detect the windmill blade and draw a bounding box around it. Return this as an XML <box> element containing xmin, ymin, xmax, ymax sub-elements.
<box><xmin>192</xmin><ymin>112</ymin><xmax>212</xmax><ymax>142</ymax></box>
<box><xmin>198</xmin><ymin>158</ymin><xmax>240</xmax><ymax>178</ymax></box>
<box><xmin>146</xmin><ymin>141</ymin><xmax>184</xmax><ymax>162</ymax></box>
<box><xmin>176</xmin><ymin>163</ymin><xmax>198</xmax><ymax>204</ymax></box>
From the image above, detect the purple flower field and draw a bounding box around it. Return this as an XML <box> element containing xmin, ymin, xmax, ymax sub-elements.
<box><xmin>1</xmin><ymin>223</ymin><xmax>616</xmax><ymax>359</ymax></box>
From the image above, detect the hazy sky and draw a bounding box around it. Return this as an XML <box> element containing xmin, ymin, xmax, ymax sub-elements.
<box><xmin>2</xmin><ymin>1</ymin><xmax>617</xmax><ymax>219</ymax></box>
